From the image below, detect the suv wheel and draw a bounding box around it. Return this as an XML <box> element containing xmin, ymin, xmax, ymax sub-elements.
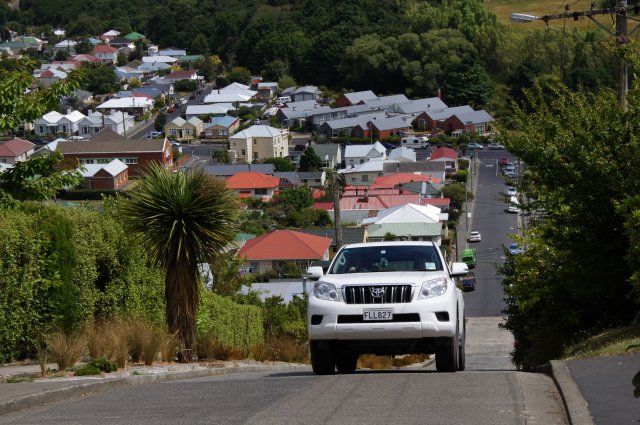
<box><xmin>435</xmin><ymin>321</ymin><xmax>459</xmax><ymax>372</ymax></box>
<box><xmin>336</xmin><ymin>352</ymin><xmax>358</xmax><ymax>374</ymax></box>
<box><xmin>457</xmin><ymin>319</ymin><xmax>466</xmax><ymax>371</ymax></box>
<box><xmin>310</xmin><ymin>341</ymin><xmax>335</xmax><ymax>375</ymax></box>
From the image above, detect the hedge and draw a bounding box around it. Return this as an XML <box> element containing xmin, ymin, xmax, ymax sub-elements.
<box><xmin>197</xmin><ymin>290</ymin><xmax>263</xmax><ymax>351</ymax></box>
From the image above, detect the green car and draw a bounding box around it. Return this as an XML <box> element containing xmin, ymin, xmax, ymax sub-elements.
<box><xmin>462</xmin><ymin>248</ymin><xmax>477</xmax><ymax>269</ymax></box>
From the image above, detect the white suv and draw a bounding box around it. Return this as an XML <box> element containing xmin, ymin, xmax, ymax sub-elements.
<box><xmin>306</xmin><ymin>241</ymin><xmax>468</xmax><ymax>375</ymax></box>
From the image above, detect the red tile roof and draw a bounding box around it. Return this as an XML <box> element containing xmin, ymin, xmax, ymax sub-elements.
<box><xmin>420</xmin><ymin>198</ymin><xmax>451</xmax><ymax>207</ymax></box>
<box><xmin>430</xmin><ymin>147</ymin><xmax>458</xmax><ymax>160</ymax></box>
<box><xmin>237</xmin><ymin>229</ymin><xmax>331</xmax><ymax>260</ymax></box>
<box><xmin>167</xmin><ymin>70</ymin><xmax>196</xmax><ymax>79</ymax></box>
<box><xmin>371</xmin><ymin>173</ymin><xmax>441</xmax><ymax>188</ymax></box>
<box><xmin>338</xmin><ymin>193</ymin><xmax>419</xmax><ymax>210</ymax></box>
<box><xmin>0</xmin><ymin>138</ymin><xmax>35</xmax><ymax>157</ymax></box>
<box><xmin>71</xmin><ymin>54</ymin><xmax>101</xmax><ymax>63</ymax></box>
<box><xmin>92</xmin><ymin>45</ymin><xmax>118</xmax><ymax>54</ymax></box>
<box><xmin>313</xmin><ymin>202</ymin><xmax>334</xmax><ymax>210</ymax></box>
<box><xmin>38</xmin><ymin>69</ymin><xmax>54</xmax><ymax>77</ymax></box>
<box><xmin>226</xmin><ymin>172</ymin><xmax>280</xmax><ymax>189</ymax></box>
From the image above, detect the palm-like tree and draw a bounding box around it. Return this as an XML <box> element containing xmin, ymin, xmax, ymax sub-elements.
<box><xmin>118</xmin><ymin>164</ymin><xmax>238</xmax><ymax>361</ymax></box>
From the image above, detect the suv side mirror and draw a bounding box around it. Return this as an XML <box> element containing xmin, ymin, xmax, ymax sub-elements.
<box><xmin>450</xmin><ymin>262</ymin><xmax>469</xmax><ymax>277</ymax></box>
<box><xmin>306</xmin><ymin>266</ymin><xmax>324</xmax><ymax>279</ymax></box>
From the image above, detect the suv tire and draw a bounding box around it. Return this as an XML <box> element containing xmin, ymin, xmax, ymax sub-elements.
<box><xmin>310</xmin><ymin>341</ymin><xmax>335</xmax><ymax>375</ymax></box>
<box><xmin>435</xmin><ymin>322</ymin><xmax>459</xmax><ymax>372</ymax></box>
<box><xmin>336</xmin><ymin>352</ymin><xmax>358</xmax><ymax>374</ymax></box>
<box><xmin>457</xmin><ymin>320</ymin><xmax>466</xmax><ymax>371</ymax></box>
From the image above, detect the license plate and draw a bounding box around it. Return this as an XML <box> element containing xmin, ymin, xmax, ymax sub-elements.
<box><xmin>363</xmin><ymin>309</ymin><xmax>393</xmax><ymax>321</ymax></box>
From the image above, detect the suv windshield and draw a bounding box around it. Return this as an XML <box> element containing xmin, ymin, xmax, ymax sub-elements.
<box><xmin>329</xmin><ymin>245</ymin><xmax>443</xmax><ymax>274</ymax></box>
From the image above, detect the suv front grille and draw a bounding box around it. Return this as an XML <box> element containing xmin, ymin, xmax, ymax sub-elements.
<box><xmin>343</xmin><ymin>285</ymin><xmax>412</xmax><ymax>304</ymax></box>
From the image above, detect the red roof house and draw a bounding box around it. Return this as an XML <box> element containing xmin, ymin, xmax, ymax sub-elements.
<box><xmin>371</xmin><ymin>173</ymin><xmax>441</xmax><ymax>189</ymax></box>
<box><xmin>237</xmin><ymin>229</ymin><xmax>332</xmax><ymax>273</ymax></box>
<box><xmin>0</xmin><ymin>137</ymin><xmax>35</xmax><ymax>164</ymax></box>
<box><xmin>429</xmin><ymin>147</ymin><xmax>459</xmax><ymax>172</ymax></box>
<box><xmin>91</xmin><ymin>45</ymin><xmax>119</xmax><ymax>63</ymax></box>
<box><xmin>226</xmin><ymin>172</ymin><xmax>281</xmax><ymax>200</ymax></box>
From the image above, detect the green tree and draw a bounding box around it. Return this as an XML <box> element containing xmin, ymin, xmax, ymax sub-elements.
<box><xmin>0</xmin><ymin>152</ymin><xmax>84</xmax><ymax>210</ymax></box>
<box><xmin>191</xmin><ymin>32</ymin><xmax>210</xmax><ymax>56</ymax></box>
<box><xmin>226</xmin><ymin>66</ymin><xmax>251</xmax><ymax>85</ymax></box>
<box><xmin>261</xmin><ymin>59</ymin><xmax>287</xmax><ymax>82</ymax></box>
<box><xmin>118</xmin><ymin>165</ymin><xmax>238</xmax><ymax>361</ymax></box>
<box><xmin>263</xmin><ymin>157</ymin><xmax>294</xmax><ymax>172</ymax></box>
<box><xmin>82</xmin><ymin>65</ymin><xmax>119</xmax><ymax>94</ymax></box>
<box><xmin>174</xmin><ymin>79</ymin><xmax>197</xmax><ymax>92</ymax></box>
<box><xmin>298</xmin><ymin>147</ymin><xmax>322</xmax><ymax>172</ymax></box>
<box><xmin>274</xmin><ymin>186</ymin><xmax>313</xmax><ymax>210</ymax></box>
<box><xmin>498</xmin><ymin>69</ymin><xmax>640</xmax><ymax>369</ymax></box>
<box><xmin>54</xmin><ymin>49</ymin><xmax>70</xmax><ymax>61</ymax></box>
<box><xmin>154</xmin><ymin>112</ymin><xmax>167</xmax><ymax>132</ymax></box>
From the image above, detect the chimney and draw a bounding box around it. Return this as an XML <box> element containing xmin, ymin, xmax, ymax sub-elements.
<box><xmin>364</xmin><ymin>188</ymin><xmax>368</xmax><ymax>202</ymax></box>
<box><xmin>429</xmin><ymin>175</ymin><xmax>433</xmax><ymax>183</ymax></box>
<box><xmin>437</xmin><ymin>88</ymin><xmax>442</xmax><ymax>99</ymax></box>
<box><xmin>399</xmin><ymin>182</ymin><xmax>403</xmax><ymax>194</ymax></box>
<box><xmin>421</xmin><ymin>181</ymin><xmax>427</xmax><ymax>194</ymax></box>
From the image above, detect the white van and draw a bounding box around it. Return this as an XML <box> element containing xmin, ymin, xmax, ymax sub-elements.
<box><xmin>507</xmin><ymin>196</ymin><xmax>520</xmax><ymax>213</ymax></box>
<box><xmin>400</xmin><ymin>136</ymin><xmax>429</xmax><ymax>149</ymax></box>
<box><xmin>276</xmin><ymin>96</ymin><xmax>291</xmax><ymax>104</ymax></box>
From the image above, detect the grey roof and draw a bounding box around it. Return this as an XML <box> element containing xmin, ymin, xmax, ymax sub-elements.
<box><xmin>383</xmin><ymin>161</ymin><xmax>447</xmax><ymax>174</ymax></box>
<box><xmin>402</xmin><ymin>181</ymin><xmax>444</xmax><ymax>196</ymax></box>
<box><xmin>369</xmin><ymin>116</ymin><xmax>411</xmax><ymax>131</ymax></box>
<box><xmin>394</xmin><ymin>97</ymin><xmax>447</xmax><ymax>114</ymax></box>
<box><xmin>321</xmin><ymin>115</ymin><xmax>373</xmax><ymax>130</ymax></box>
<box><xmin>294</xmin><ymin>85</ymin><xmax>320</xmax><ymax>95</ymax></box>
<box><xmin>367</xmin><ymin>222</ymin><xmax>442</xmax><ymax>238</ymax></box>
<box><xmin>310</xmin><ymin>143</ymin><xmax>339</xmax><ymax>159</ymax></box>
<box><xmin>89</xmin><ymin>127</ymin><xmax>125</xmax><ymax>141</ymax></box>
<box><xmin>342</xmin><ymin>90</ymin><xmax>377</xmax><ymax>104</ymax></box>
<box><xmin>361</xmin><ymin>94</ymin><xmax>410</xmax><ymax>109</ymax></box>
<box><xmin>284</xmin><ymin>100</ymin><xmax>319</xmax><ymax>111</ymax></box>
<box><xmin>202</xmin><ymin>163</ymin><xmax>275</xmax><ymax>177</ymax></box>
<box><xmin>425</xmin><ymin>105</ymin><xmax>474</xmax><ymax>121</ymax></box>
<box><xmin>452</xmin><ymin>109</ymin><xmax>494</xmax><ymax>124</ymax></box>
<box><xmin>297</xmin><ymin>227</ymin><xmax>366</xmax><ymax>246</ymax></box>
<box><xmin>273</xmin><ymin>172</ymin><xmax>301</xmax><ymax>185</ymax></box>
<box><xmin>297</xmin><ymin>171</ymin><xmax>324</xmax><ymax>180</ymax></box>
<box><xmin>57</xmin><ymin>138</ymin><xmax>164</xmax><ymax>154</ymax></box>
<box><xmin>279</xmin><ymin>105</ymin><xmax>331</xmax><ymax>119</ymax></box>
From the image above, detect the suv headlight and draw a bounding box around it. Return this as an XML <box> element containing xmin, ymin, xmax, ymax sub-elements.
<box><xmin>418</xmin><ymin>278</ymin><xmax>448</xmax><ymax>299</ymax></box>
<box><xmin>314</xmin><ymin>281</ymin><xmax>339</xmax><ymax>302</ymax></box>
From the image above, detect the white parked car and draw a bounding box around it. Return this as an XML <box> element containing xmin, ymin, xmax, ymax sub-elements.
<box><xmin>306</xmin><ymin>241</ymin><xmax>468</xmax><ymax>375</ymax></box>
<box><xmin>468</xmin><ymin>231</ymin><xmax>482</xmax><ymax>242</ymax></box>
<box><xmin>506</xmin><ymin>187</ymin><xmax>517</xmax><ymax>197</ymax></box>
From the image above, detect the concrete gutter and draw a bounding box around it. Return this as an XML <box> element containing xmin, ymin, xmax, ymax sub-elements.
<box><xmin>549</xmin><ymin>360</ymin><xmax>594</xmax><ymax>425</ymax></box>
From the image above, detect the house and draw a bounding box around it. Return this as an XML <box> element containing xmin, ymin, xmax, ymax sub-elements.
<box><xmin>96</xmin><ymin>97</ymin><xmax>154</xmax><ymax>117</ymax></box>
<box><xmin>343</xmin><ymin>141</ymin><xmax>387</xmax><ymax>168</ymax></box>
<box><xmin>70</xmin><ymin>54</ymin><xmax>101</xmax><ymax>64</ymax></box>
<box><xmin>203</xmin><ymin>90</ymin><xmax>255</xmax><ymax>104</ymax></box>
<box><xmin>228</xmin><ymin>125</ymin><xmax>288</xmax><ymax>164</ymax></box>
<box><xmin>185</xmin><ymin>104</ymin><xmax>232</xmax><ymax>120</ymax></box>
<box><xmin>34</xmin><ymin>110</ymin><xmax>86</xmax><ymax>137</ymax></box>
<box><xmin>141</xmin><ymin>55</ymin><xmax>178</xmax><ymax>64</ymax></box>
<box><xmin>429</xmin><ymin>147</ymin><xmax>459</xmax><ymax>172</ymax></box>
<box><xmin>56</xmin><ymin>136</ymin><xmax>172</xmax><ymax>176</ymax></box>
<box><xmin>158</xmin><ymin>48</ymin><xmax>187</xmax><ymax>57</ymax></box>
<box><xmin>225</xmin><ymin>171</ymin><xmax>281</xmax><ymax>200</ymax></box>
<box><xmin>362</xmin><ymin>203</ymin><xmax>444</xmax><ymax>245</ymax></box>
<box><xmin>393</xmin><ymin>97</ymin><xmax>448</xmax><ymax>116</ymax></box>
<box><xmin>332</xmin><ymin>186</ymin><xmax>421</xmax><ymax>224</ymax></box>
<box><xmin>308</xmin><ymin>143</ymin><xmax>341</xmax><ymax>169</ymax></box>
<box><xmin>340</xmin><ymin>158</ymin><xmax>386</xmax><ymax>186</ymax></box>
<box><xmin>335</xmin><ymin>90</ymin><xmax>377</xmax><ymax>108</ymax></box>
<box><xmin>202</xmin><ymin>163</ymin><xmax>275</xmax><ymax>179</ymax></box>
<box><xmin>400</xmin><ymin>179</ymin><xmax>445</xmax><ymax>199</ymax></box>
<box><xmin>309</xmin><ymin>103</ymin><xmax>380</xmax><ymax>128</ymax></box>
<box><xmin>256</xmin><ymin>82</ymin><xmax>278</xmax><ymax>101</ymax></box>
<box><xmin>115</xmin><ymin>66</ymin><xmax>146</xmax><ymax>82</ymax></box>
<box><xmin>107</xmin><ymin>37</ymin><xmax>135</xmax><ymax>52</ymax></box>
<box><xmin>362</xmin><ymin>116</ymin><xmax>411</xmax><ymax>140</ymax></box>
<box><xmin>34</xmin><ymin>68</ymin><xmax>68</xmax><ymax>86</ymax></box>
<box><xmin>0</xmin><ymin>138</ymin><xmax>35</xmax><ymax>164</ymax></box>
<box><xmin>163</xmin><ymin>116</ymin><xmax>204</xmax><ymax>141</ymax></box>
<box><xmin>124</xmin><ymin>32</ymin><xmax>146</xmax><ymax>41</ymax></box>
<box><xmin>291</xmin><ymin>85</ymin><xmax>320</xmax><ymax>102</ymax></box>
<box><xmin>165</xmin><ymin>70</ymin><xmax>199</xmax><ymax>83</ymax></box>
<box><xmin>382</xmin><ymin>161</ymin><xmax>447</xmax><ymax>183</ymax></box>
<box><xmin>297</xmin><ymin>171</ymin><xmax>326</xmax><ymax>189</ymax></box>
<box><xmin>388</xmin><ymin>147</ymin><xmax>416</xmax><ymax>162</ymax></box>
<box><xmin>77</xmin><ymin>111</ymin><xmax>135</xmax><ymax>138</ymax></box>
<box><xmin>53</xmin><ymin>39</ymin><xmax>77</xmax><ymax>54</ymax></box>
<box><xmin>202</xmin><ymin>116</ymin><xmax>240</xmax><ymax>141</ymax></box>
<box><xmin>91</xmin><ymin>45</ymin><xmax>119</xmax><ymax>64</ymax></box>
<box><xmin>371</xmin><ymin>172</ymin><xmax>442</xmax><ymax>190</ymax></box>
<box><xmin>318</xmin><ymin>114</ymin><xmax>384</xmax><ymax>139</ymax></box>
<box><xmin>414</xmin><ymin>105</ymin><xmax>474</xmax><ymax>131</ymax></box>
<box><xmin>80</xmin><ymin>159</ymin><xmax>128</xmax><ymax>190</ymax></box>
<box><xmin>359</xmin><ymin>94</ymin><xmax>410</xmax><ymax>110</ymax></box>
<box><xmin>276</xmin><ymin>102</ymin><xmax>328</xmax><ymax>129</ymax></box>
<box><xmin>236</xmin><ymin>229</ymin><xmax>332</xmax><ymax>274</ymax></box>
<box><xmin>443</xmin><ymin>109</ymin><xmax>494</xmax><ymax>135</ymax></box>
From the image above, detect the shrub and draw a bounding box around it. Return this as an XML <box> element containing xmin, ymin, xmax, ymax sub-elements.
<box><xmin>126</xmin><ymin>319</ymin><xmax>167</xmax><ymax>365</ymax></box>
<box><xmin>84</xmin><ymin>319</ymin><xmax>130</xmax><ymax>369</ymax></box>
<box><xmin>75</xmin><ymin>357</ymin><xmax>117</xmax><ymax>376</ymax></box>
<box><xmin>45</xmin><ymin>330</ymin><xmax>86</xmax><ymax>371</ymax></box>
<box><xmin>74</xmin><ymin>364</ymin><xmax>101</xmax><ymax>376</ymax></box>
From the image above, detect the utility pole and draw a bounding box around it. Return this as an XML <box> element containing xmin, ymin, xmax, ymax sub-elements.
<box><xmin>333</xmin><ymin>173</ymin><xmax>343</xmax><ymax>251</ymax></box>
<box><xmin>510</xmin><ymin>0</ymin><xmax>640</xmax><ymax>107</ymax></box>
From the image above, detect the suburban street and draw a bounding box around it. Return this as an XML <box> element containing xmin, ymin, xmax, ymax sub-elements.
<box><xmin>0</xmin><ymin>147</ymin><xmax>570</xmax><ymax>425</ymax></box>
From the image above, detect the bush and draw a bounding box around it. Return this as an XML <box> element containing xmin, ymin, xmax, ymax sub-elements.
<box><xmin>74</xmin><ymin>357</ymin><xmax>117</xmax><ymax>376</ymax></box>
<box><xmin>45</xmin><ymin>330</ymin><xmax>86</xmax><ymax>371</ymax></box>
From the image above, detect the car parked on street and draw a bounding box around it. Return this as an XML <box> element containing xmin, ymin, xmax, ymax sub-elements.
<box><xmin>459</xmin><ymin>272</ymin><xmax>476</xmax><ymax>292</ymax></box>
<box><xmin>506</xmin><ymin>187</ymin><xmax>517</xmax><ymax>197</ymax></box>
<box><xmin>306</xmin><ymin>241</ymin><xmax>468</xmax><ymax>374</ymax></box>
<box><xmin>508</xmin><ymin>243</ymin><xmax>523</xmax><ymax>255</ymax></box>
<box><xmin>468</xmin><ymin>231</ymin><xmax>482</xmax><ymax>242</ymax></box>
<box><xmin>467</xmin><ymin>142</ymin><xmax>484</xmax><ymax>150</ymax></box>
<box><xmin>487</xmin><ymin>143</ymin><xmax>504</xmax><ymax>150</ymax></box>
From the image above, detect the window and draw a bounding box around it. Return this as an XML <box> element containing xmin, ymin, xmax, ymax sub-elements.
<box><xmin>169</xmin><ymin>128</ymin><xmax>177</xmax><ymax>136</ymax></box>
<box><xmin>185</xmin><ymin>128</ymin><xmax>192</xmax><ymax>135</ymax></box>
<box><xmin>124</xmin><ymin>157</ymin><xmax>138</xmax><ymax>164</ymax></box>
<box><xmin>220</xmin><ymin>129</ymin><xmax>228</xmax><ymax>135</ymax></box>
<box><xmin>81</xmin><ymin>159</ymin><xmax>95</xmax><ymax>164</ymax></box>
<box><xmin>253</xmin><ymin>139</ymin><xmax>257</xmax><ymax>145</ymax></box>
<box><xmin>476</xmin><ymin>124</ymin><xmax>485</xmax><ymax>134</ymax></box>
<box><xmin>361</xmin><ymin>175</ymin><xmax>369</xmax><ymax>182</ymax></box>
<box><xmin>37</xmin><ymin>125</ymin><xmax>45</xmax><ymax>133</ymax></box>
<box><xmin>241</xmin><ymin>149</ymin><xmax>246</xmax><ymax>156</ymax></box>
<box><xmin>254</xmin><ymin>188</ymin><xmax>267</xmax><ymax>195</ymax></box>
<box><xmin>97</xmin><ymin>158</ymin><xmax>110</xmax><ymax>164</ymax></box>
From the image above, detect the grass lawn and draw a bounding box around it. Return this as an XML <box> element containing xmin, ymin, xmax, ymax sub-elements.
<box><xmin>563</xmin><ymin>326</ymin><xmax>640</xmax><ymax>360</ymax></box>
<box><xmin>484</xmin><ymin>0</ymin><xmax>618</xmax><ymax>32</ymax></box>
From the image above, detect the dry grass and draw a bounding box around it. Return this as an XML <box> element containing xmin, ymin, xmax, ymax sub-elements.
<box><xmin>84</xmin><ymin>319</ymin><xmax>130</xmax><ymax>368</ymax></box>
<box><xmin>484</xmin><ymin>0</ymin><xmax>609</xmax><ymax>32</ymax></box>
<box><xmin>358</xmin><ymin>354</ymin><xmax>393</xmax><ymax>369</ymax></box>
<box><xmin>126</xmin><ymin>320</ymin><xmax>167</xmax><ymax>366</ymax></box>
<box><xmin>197</xmin><ymin>339</ymin><xmax>241</xmax><ymax>361</ymax></box>
<box><xmin>45</xmin><ymin>330</ymin><xmax>86</xmax><ymax>371</ymax></box>
<box><xmin>391</xmin><ymin>354</ymin><xmax>430</xmax><ymax>367</ymax></box>
<box><xmin>563</xmin><ymin>326</ymin><xmax>640</xmax><ymax>360</ymax></box>
<box><xmin>251</xmin><ymin>336</ymin><xmax>309</xmax><ymax>363</ymax></box>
